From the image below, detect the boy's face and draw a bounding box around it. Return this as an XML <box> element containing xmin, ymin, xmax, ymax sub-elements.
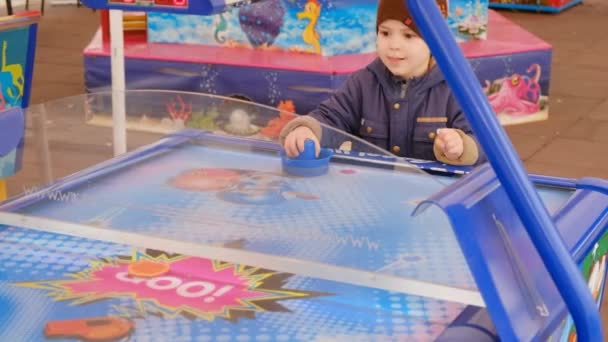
<box><xmin>376</xmin><ymin>20</ymin><xmax>432</xmax><ymax>79</ymax></box>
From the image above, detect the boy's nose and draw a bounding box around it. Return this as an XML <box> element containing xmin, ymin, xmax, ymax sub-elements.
<box><xmin>389</xmin><ymin>38</ymin><xmax>402</xmax><ymax>50</ymax></box>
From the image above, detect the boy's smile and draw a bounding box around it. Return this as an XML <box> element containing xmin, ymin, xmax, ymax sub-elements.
<box><xmin>385</xmin><ymin>56</ymin><xmax>406</xmax><ymax>65</ymax></box>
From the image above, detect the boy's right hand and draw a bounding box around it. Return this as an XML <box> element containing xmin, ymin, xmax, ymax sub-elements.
<box><xmin>283</xmin><ymin>126</ymin><xmax>321</xmax><ymax>158</ymax></box>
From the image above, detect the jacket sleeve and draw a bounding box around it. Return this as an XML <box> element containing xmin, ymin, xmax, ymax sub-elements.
<box><xmin>279</xmin><ymin>73</ymin><xmax>363</xmax><ymax>146</ymax></box>
<box><xmin>441</xmin><ymin>94</ymin><xmax>487</xmax><ymax>165</ymax></box>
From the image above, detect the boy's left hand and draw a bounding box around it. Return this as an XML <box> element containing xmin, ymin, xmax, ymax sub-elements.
<box><xmin>434</xmin><ymin>128</ymin><xmax>464</xmax><ymax>160</ymax></box>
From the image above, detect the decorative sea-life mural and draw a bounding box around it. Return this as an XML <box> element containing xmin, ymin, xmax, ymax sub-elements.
<box><xmin>147</xmin><ymin>1</ymin><xmax>488</xmax><ymax>56</ymax></box>
<box><xmin>0</xmin><ymin>39</ymin><xmax>28</xmax><ymax>111</ymax></box>
<box><xmin>482</xmin><ymin>63</ymin><xmax>549</xmax><ymax>124</ymax></box>
<box><xmin>238</xmin><ymin>0</ymin><xmax>286</xmax><ymax>48</ymax></box>
<box><xmin>295</xmin><ymin>0</ymin><xmax>322</xmax><ymax>54</ymax></box>
<box><xmin>484</xmin><ymin>63</ymin><xmax>542</xmax><ymax>116</ymax></box>
<box><xmin>163</xmin><ymin>94</ymin><xmax>192</xmax><ymax>129</ymax></box>
<box><xmin>260</xmin><ymin>100</ymin><xmax>297</xmax><ymax>139</ymax></box>
<box><xmin>448</xmin><ymin>0</ymin><xmax>489</xmax><ymax>41</ymax></box>
<box><xmin>0</xmin><ymin>17</ymin><xmax>37</xmax><ymax>180</ymax></box>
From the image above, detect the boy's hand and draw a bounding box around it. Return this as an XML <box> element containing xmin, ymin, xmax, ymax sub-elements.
<box><xmin>434</xmin><ymin>128</ymin><xmax>464</xmax><ymax>161</ymax></box>
<box><xmin>283</xmin><ymin>126</ymin><xmax>321</xmax><ymax>158</ymax></box>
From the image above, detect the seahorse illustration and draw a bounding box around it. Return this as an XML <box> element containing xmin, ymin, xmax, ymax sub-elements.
<box><xmin>214</xmin><ymin>13</ymin><xmax>228</xmax><ymax>43</ymax></box>
<box><xmin>297</xmin><ymin>0</ymin><xmax>322</xmax><ymax>54</ymax></box>
<box><xmin>2</xmin><ymin>41</ymin><xmax>24</xmax><ymax>102</ymax></box>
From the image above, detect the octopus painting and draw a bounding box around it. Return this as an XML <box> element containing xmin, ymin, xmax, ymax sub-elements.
<box><xmin>484</xmin><ymin>63</ymin><xmax>542</xmax><ymax>116</ymax></box>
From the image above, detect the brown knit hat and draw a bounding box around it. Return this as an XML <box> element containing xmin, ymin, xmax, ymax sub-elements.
<box><xmin>376</xmin><ymin>0</ymin><xmax>448</xmax><ymax>36</ymax></box>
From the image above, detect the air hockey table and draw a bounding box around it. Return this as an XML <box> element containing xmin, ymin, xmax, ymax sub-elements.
<box><xmin>0</xmin><ymin>90</ymin><xmax>606</xmax><ymax>342</ymax></box>
<box><xmin>2</xmin><ymin>0</ymin><xmax>607</xmax><ymax>340</ymax></box>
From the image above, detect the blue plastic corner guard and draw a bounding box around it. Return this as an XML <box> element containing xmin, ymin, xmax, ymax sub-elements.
<box><xmin>406</xmin><ymin>0</ymin><xmax>604</xmax><ymax>341</ymax></box>
<box><xmin>414</xmin><ymin>164</ymin><xmax>565</xmax><ymax>341</ymax></box>
<box><xmin>557</xmin><ymin>178</ymin><xmax>608</xmax><ymax>263</ymax></box>
<box><xmin>414</xmin><ymin>165</ymin><xmax>608</xmax><ymax>340</ymax></box>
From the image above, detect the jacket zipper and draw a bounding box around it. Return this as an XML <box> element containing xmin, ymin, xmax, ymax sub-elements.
<box><xmin>402</xmin><ymin>80</ymin><xmax>414</xmax><ymax>156</ymax></box>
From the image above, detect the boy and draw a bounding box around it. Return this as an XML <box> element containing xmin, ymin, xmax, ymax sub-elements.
<box><xmin>280</xmin><ymin>0</ymin><xmax>484</xmax><ymax>166</ymax></box>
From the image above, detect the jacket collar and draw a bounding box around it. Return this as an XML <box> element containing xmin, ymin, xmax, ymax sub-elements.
<box><xmin>366</xmin><ymin>57</ymin><xmax>445</xmax><ymax>93</ymax></box>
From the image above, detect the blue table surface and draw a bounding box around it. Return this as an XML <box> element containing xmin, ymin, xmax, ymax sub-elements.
<box><xmin>0</xmin><ymin>137</ymin><xmax>575</xmax><ymax>341</ymax></box>
<box><xmin>12</xmin><ymin>141</ymin><xmax>573</xmax><ymax>289</ymax></box>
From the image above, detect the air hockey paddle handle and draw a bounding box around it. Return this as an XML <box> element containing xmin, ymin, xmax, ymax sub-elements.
<box><xmin>280</xmin><ymin>139</ymin><xmax>333</xmax><ymax>177</ymax></box>
<box><xmin>295</xmin><ymin>139</ymin><xmax>317</xmax><ymax>160</ymax></box>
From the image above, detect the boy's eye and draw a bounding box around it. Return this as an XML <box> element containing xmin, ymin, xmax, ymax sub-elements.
<box><xmin>379</xmin><ymin>31</ymin><xmax>389</xmax><ymax>37</ymax></box>
<box><xmin>404</xmin><ymin>33</ymin><xmax>415</xmax><ymax>39</ymax></box>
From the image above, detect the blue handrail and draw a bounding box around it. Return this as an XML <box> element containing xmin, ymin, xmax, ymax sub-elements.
<box><xmin>404</xmin><ymin>1</ymin><xmax>603</xmax><ymax>340</ymax></box>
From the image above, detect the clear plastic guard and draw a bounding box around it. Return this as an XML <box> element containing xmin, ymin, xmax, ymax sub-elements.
<box><xmin>1</xmin><ymin>90</ymin><xmax>480</xmax><ymax>307</ymax></box>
